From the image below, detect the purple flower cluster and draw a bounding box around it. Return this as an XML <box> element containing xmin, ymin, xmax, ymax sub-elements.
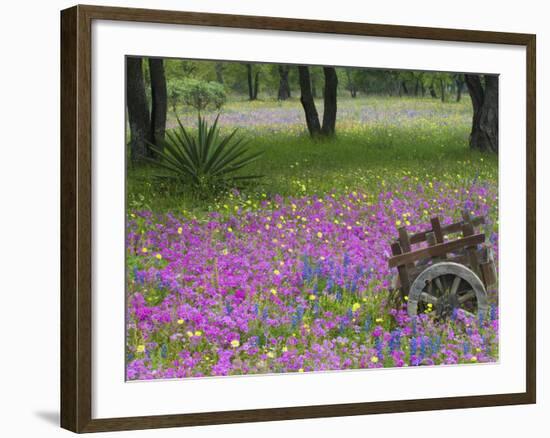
<box><xmin>126</xmin><ymin>179</ymin><xmax>498</xmax><ymax>380</ymax></box>
<box><xmin>168</xmin><ymin>98</ymin><xmax>471</xmax><ymax>135</ymax></box>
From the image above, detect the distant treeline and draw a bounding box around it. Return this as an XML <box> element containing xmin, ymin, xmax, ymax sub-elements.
<box><xmin>145</xmin><ymin>59</ymin><xmax>468</xmax><ymax>102</ymax></box>
<box><xmin>127</xmin><ymin>57</ymin><xmax>498</xmax><ymax>164</ymax></box>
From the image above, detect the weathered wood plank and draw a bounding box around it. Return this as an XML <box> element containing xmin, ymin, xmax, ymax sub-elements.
<box><xmin>462</xmin><ymin>223</ymin><xmax>481</xmax><ymax>276</ymax></box>
<box><xmin>430</xmin><ymin>217</ymin><xmax>444</xmax><ymax>243</ymax></box>
<box><xmin>409</xmin><ymin>216</ymin><xmax>485</xmax><ymax>244</ymax></box>
<box><xmin>388</xmin><ymin>233</ymin><xmax>485</xmax><ymax>268</ymax></box>
<box><xmin>398</xmin><ymin>227</ymin><xmax>412</xmax><ymax>252</ymax></box>
<box><xmin>391</xmin><ymin>242</ymin><xmax>410</xmax><ymax>297</ymax></box>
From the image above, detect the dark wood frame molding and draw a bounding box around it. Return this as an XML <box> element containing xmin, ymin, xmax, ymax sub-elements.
<box><xmin>61</xmin><ymin>4</ymin><xmax>536</xmax><ymax>433</ymax></box>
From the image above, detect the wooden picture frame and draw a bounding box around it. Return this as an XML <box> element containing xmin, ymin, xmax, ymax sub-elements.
<box><xmin>60</xmin><ymin>4</ymin><xmax>536</xmax><ymax>433</ymax></box>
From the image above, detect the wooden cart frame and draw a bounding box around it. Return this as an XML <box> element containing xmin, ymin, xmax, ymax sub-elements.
<box><xmin>388</xmin><ymin>211</ymin><xmax>497</xmax><ymax>319</ymax></box>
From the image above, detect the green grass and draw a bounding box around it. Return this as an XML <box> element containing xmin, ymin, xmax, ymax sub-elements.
<box><xmin>127</xmin><ymin>96</ymin><xmax>497</xmax><ymax>215</ymax></box>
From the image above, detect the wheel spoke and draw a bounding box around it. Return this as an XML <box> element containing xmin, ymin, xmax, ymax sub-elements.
<box><xmin>434</xmin><ymin>277</ymin><xmax>445</xmax><ymax>295</ymax></box>
<box><xmin>450</xmin><ymin>275</ymin><xmax>461</xmax><ymax>296</ymax></box>
<box><xmin>458</xmin><ymin>290</ymin><xmax>476</xmax><ymax>304</ymax></box>
<box><xmin>420</xmin><ymin>292</ymin><xmax>439</xmax><ymax>305</ymax></box>
<box><xmin>427</xmin><ymin>280</ymin><xmax>433</xmax><ymax>297</ymax></box>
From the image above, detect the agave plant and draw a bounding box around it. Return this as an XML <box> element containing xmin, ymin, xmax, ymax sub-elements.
<box><xmin>149</xmin><ymin>114</ymin><xmax>262</xmax><ymax>195</ymax></box>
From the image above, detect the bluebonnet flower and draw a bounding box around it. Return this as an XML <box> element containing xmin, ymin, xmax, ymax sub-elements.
<box><xmin>410</xmin><ymin>337</ymin><xmax>417</xmax><ymax>357</ymax></box>
<box><xmin>364</xmin><ymin>315</ymin><xmax>372</xmax><ymax>333</ymax></box>
<box><xmin>326</xmin><ymin>277</ymin><xmax>334</xmax><ymax>294</ymax></box>
<box><xmin>431</xmin><ymin>335</ymin><xmax>441</xmax><ymax>354</ymax></box>
<box><xmin>375</xmin><ymin>337</ymin><xmax>384</xmax><ymax>358</ymax></box>
<box><xmin>339</xmin><ymin>321</ymin><xmax>345</xmax><ymax>335</ymax></box>
<box><xmin>490</xmin><ymin>304</ymin><xmax>498</xmax><ymax>321</ymax></box>
<box><xmin>419</xmin><ymin>336</ymin><xmax>426</xmax><ymax>360</ymax></box>
<box><xmin>451</xmin><ymin>308</ymin><xmax>458</xmax><ymax>321</ymax></box>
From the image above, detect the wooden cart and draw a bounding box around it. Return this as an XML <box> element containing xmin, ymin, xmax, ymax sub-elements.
<box><xmin>388</xmin><ymin>211</ymin><xmax>497</xmax><ymax>319</ymax></box>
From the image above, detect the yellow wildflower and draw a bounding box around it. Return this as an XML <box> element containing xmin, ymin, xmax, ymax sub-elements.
<box><xmin>308</xmin><ymin>294</ymin><xmax>316</xmax><ymax>301</ymax></box>
<box><xmin>177</xmin><ymin>227</ymin><xmax>183</xmax><ymax>234</ymax></box>
<box><xmin>177</xmin><ymin>319</ymin><xmax>184</xmax><ymax>325</ymax></box>
<box><xmin>141</xmin><ymin>247</ymin><xmax>148</xmax><ymax>253</ymax></box>
<box><xmin>370</xmin><ymin>356</ymin><xmax>379</xmax><ymax>363</ymax></box>
<box><xmin>231</xmin><ymin>340</ymin><xmax>240</xmax><ymax>348</ymax></box>
<box><xmin>351</xmin><ymin>303</ymin><xmax>361</xmax><ymax>312</ymax></box>
<box><xmin>155</xmin><ymin>253</ymin><xmax>162</xmax><ymax>260</ymax></box>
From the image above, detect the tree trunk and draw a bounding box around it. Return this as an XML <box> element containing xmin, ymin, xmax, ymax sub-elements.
<box><xmin>148</xmin><ymin>58</ymin><xmax>167</xmax><ymax>152</ymax></box>
<box><xmin>401</xmin><ymin>81</ymin><xmax>409</xmax><ymax>95</ymax></box>
<box><xmin>246</xmin><ymin>64</ymin><xmax>254</xmax><ymax>100</ymax></box>
<box><xmin>321</xmin><ymin>67</ymin><xmax>338</xmax><ymax>136</ymax></box>
<box><xmin>345</xmin><ymin>70</ymin><xmax>357</xmax><ymax>98</ymax></box>
<box><xmin>440</xmin><ymin>79</ymin><xmax>446</xmax><ymax>102</ymax></box>
<box><xmin>126</xmin><ymin>57</ymin><xmax>151</xmax><ymax>163</ymax></box>
<box><xmin>414</xmin><ymin>78</ymin><xmax>420</xmax><ymax>96</ymax></box>
<box><xmin>298</xmin><ymin>66</ymin><xmax>321</xmax><ymax>137</ymax></box>
<box><xmin>277</xmin><ymin>65</ymin><xmax>291</xmax><ymax>100</ymax></box>
<box><xmin>253</xmin><ymin>70</ymin><xmax>260</xmax><ymax>100</ymax></box>
<box><xmin>465</xmin><ymin>74</ymin><xmax>498</xmax><ymax>153</ymax></box>
<box><xmin>429</xmin><ymin>83</ymin><xmax>437</xmax><ymax>98</ymax></box>
<box><xmin>215</xmin><ymin>63</ymin><xmax>224</xmax><ymax>84</ymax></box>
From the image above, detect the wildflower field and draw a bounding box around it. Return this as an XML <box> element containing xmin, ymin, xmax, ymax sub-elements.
<box><xmin>126</xmin><ymin>96</ymin><xmax>499</xmax><ymax>380</ymax></box>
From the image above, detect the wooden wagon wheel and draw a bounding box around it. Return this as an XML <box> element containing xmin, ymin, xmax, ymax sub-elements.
<box><xmin>407</xmin><ymin>262</ymin><xmax>489</xmax><ymax>320</ymax></box>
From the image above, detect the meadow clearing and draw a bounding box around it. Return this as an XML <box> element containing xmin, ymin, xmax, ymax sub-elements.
<box><xmin>125</xmin><ymin>95</ymin><xmax>499</xmax><ymax>380</ymax></box>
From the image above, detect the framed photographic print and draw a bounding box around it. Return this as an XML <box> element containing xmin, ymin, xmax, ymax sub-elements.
<box><xmin>60</xmin><ymin>4</ymin><xmax>536</xmax><ymax>433</ymax></box>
